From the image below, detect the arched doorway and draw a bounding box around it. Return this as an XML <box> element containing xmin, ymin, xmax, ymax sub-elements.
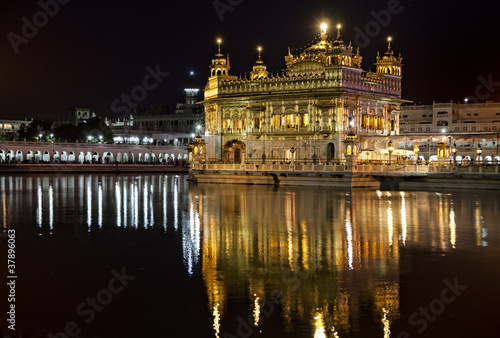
<box><xmin>327</xmin><ymin>143</ymin><xmax>335</xmax><ymax>162</ymax></box>
<box><xmin>223</xmin><ymin>140</ymin><xmax>246</xmax><ymax>164</ymax></box>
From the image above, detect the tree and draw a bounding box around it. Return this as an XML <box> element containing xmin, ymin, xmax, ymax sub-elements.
<box><xmin>54</xmin><ymin>124</ymin><xmax>80</xmax><ymax>143</ymax></box>
<box><xmin>77</xmin><ymin>117</ymin><xmax>114</xmax><ymax>143</ymax></box>
<box><xmin>17</xmin><ymin>120</ymin><xmax>52</xmax><ymax>141</ymax></box>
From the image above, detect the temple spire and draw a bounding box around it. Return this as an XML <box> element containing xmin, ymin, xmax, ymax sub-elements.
<box><xmin>320</xmin><ymin>23</ymin><xmax>328</xmax><ymax>41</ymax></box>
<box><xmin>217</xmin><ymin>38</ymin><xmax>222</xmax><ymax>54</ymax></box>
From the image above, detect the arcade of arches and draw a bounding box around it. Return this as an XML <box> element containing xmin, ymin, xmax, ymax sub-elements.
<box><xmin>0</xmin><ymin>142</ymin><xmax>188</xmax><ymax>164</ymax></box>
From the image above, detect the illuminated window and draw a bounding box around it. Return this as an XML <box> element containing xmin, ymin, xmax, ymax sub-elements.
<box><xmin>273</xmin><ymin>115</ymin><xmax>281</xmax><ymax>128</ymax></box>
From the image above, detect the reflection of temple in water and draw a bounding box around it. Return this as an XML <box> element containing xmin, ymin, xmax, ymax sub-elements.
<box><xmin>191</xmin><ymin>185</ymin><xmax>401</xmax><ymax>336</ymax></box>
<box><xmin>188</xmin><ymin>184</ymin><xmax>498</xmax><ymax>337</ymax></box>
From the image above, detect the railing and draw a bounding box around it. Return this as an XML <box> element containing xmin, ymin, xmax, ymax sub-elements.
<box><xmin>191</xmin><ymin>161</ymin><xmax>500</xmax><ymax>175</ymax></box>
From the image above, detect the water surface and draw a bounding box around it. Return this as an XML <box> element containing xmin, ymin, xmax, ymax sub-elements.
<box><xmin>0</xmin><ymin>174</ymin><xmax>498</xmax><ymax>337</ymax></box>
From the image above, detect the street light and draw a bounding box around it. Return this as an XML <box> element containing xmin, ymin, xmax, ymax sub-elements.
<box><xmin>39</xmin><ymin>133</ymin><xmax>42</xmax><ymax>142</ymax></box>
<box><xmin>414</xmin><ymin>142</ymin><xmax>419</xmax><ymax>169</ymax></box>
<box><xmin>476</xmin><ymin>145</ymin><xmax>482</xmax><ymax>166</ymax></box>
<box><xmin>388</xmin><ymin>140</ymin><xmax>394</xmax><ymax>165</ymax></box>
<box><xmin>290</xmin><ymin>146</ymin><xmax>295</xmax><ymax>165</ymax></box>
<box><xmin>87</xmin><ymin>136</ymin><xmax>92</xmax><ymax>143</ymax></box>
<box><xmin>99</xmin><ymin>135</ymin><xmax>103</xmax><ymax>143</ymax></box>
<box><xmin>452</xmin><ymin>143</ymin><xmax>457</xmax><ymax>167</ymax></box>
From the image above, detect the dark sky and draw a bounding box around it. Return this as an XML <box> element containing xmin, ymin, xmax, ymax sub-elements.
<box><xmin>0</xmin><ymin>0</ymin><xmax>499</xmax><ymax>121</ymax></box>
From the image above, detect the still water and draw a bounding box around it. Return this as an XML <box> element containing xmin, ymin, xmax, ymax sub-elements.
<box><xmin>0</xmin><ymin>174</ymin><xmax>499</xmax><ymax>338</ymax></box>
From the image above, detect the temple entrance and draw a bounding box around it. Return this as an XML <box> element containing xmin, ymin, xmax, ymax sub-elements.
<box><xmin>223</xmin><ymin>140</ymin><xmax>246</xmax><ymax>164</ymax></box>
<box><xmin>327</xmin><ymin>143</ymin><xmax>335</xmax><ymax>162</ymax></box>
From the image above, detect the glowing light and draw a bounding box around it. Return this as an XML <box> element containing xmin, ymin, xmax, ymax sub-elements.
<box><xmin>321</xmin><ymin>23</ymin><xmax>328</xmax><ymax>33</ymax></box>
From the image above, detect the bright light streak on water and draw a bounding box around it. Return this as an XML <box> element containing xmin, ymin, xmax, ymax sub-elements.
<box><xmin>37</xmin><ymin>181</ymin><xmax>42</xmax><ymax>227</ymax></box>
<box><xmin>387</xmin><ymin>200</ymin><xmax>393</xmax><ymax>247</ymax></box>
<box><xmin>213</xmin><ymin>303</ymin><xmax>220</xmax><ymax>337</ymax></box>
<box><xmin>382</xmin><ymin>308</ymin><xmax>390</xmax><ymax>338</ymax></box>
<box><xmin>450</xmin><ymin>202</ymin><xmax>456</xmax><ymax>249</ymax></box>
<box><xmin>313</xmin><ymin>312</ymin><xmax>326</xmax><ymax>338</ymax></box>
<box><xmin>123</xmin><ymin>180</ymin><xmax>128</xmax><ymax>228</ymax></box>
<box><xmin>134</xmin><ymin>181</ymin><xmax>139</xmax><ymax>229</ymax></box>
<box><xmin>400</xmin><ymin>191</ymin><xmax>407</xmax><ymax>245</ymax></box>
<box><xmin>49</xmin><ymin>184</ymin><xmax>53</xmax><ymax>230</ymax></box>
<box><xmin>116</xmin><ymin>182</ymin><xmax>121</xmax><ymax>228</ymax></box>
<box><xmin>475</xmin><ymin>200</ymin><xmax>481</xmax><ymax>246</ymax></box>
<box><xmin>174</xmin><ymin>176</ymin><xmax>179</xmax><ymax>231</ymax></box>
<box><xmin>98</xmin><ymin>183</ymin><xmax>103</xmax><ymax>229</ymax></box>
<box><xmin>149</xmin><ymin>178</ymin><xmax>154</xmax><ymax>228</ymax></box>
<box><xmin>184</xmin><ymin>197</ymin><xmax>201</xmax><ymax>275</ymax></box>
<box><xmin>143</xmin><ymin>181</ymin><xmax>148</xmax><ymax>229</ymax></box>
<box><xmin>163</xmin><ymin>176</ymin><xmax>167</xmax><ymax>231</ymax></box>
<box><xmin>87</xmin><ymin>179</ymin><xmax>92</xmax><ymax>229</ymax></box>
<box><xmin>253</xmin><ymin>295</ymin><xmax>260</xmax><ymax>327</ymax></box>
<box><xmin>345</xmin><ymin>209</ymin><xmax>353</xmax><ymax>271</ymax></box>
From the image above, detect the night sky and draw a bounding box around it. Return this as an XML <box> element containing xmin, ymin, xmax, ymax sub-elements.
<box><xmin>0</xmin><ymin>0</ymin><xmax>499</xmax><ymax>121</ymax></box>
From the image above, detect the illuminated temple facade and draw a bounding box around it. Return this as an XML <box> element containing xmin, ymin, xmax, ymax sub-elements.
<box><xmin>201</xmin><ymin>25</ymin><xmax>407</xmax><ymax>163</ymax></box>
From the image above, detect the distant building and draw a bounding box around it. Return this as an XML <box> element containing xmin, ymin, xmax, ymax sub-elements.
<box><xmin>111</xmin><ymin>76</ymin><xmax>204</xmax><ymax>145</ymax></box>
<box><xmin>0</xmin><ymin>118</ymin><xmax>31</xmax><ymax>140</ymax></box>
<box><xmin>400</xmin><ymin>101</ymin><xmax>500</xmax><ymax>135</ymax></box>
<box><xmin>69</xmin><ymin>108</ymin><xmax>95</xmax><ymax>125</ymax></box>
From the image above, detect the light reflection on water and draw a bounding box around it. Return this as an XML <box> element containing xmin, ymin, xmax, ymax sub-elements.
<box><xmin>0</xmin><ymin>174</ymin><xmax>499</xmax><ymax>337</ymax></box>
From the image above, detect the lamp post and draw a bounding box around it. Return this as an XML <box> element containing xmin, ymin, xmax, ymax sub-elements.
<box><xmin>39</xmin><ymin>133</ymin><xmax>42</xmax><ymax>142</ymax></box>
<box><xmin>476</xmin><ymin>145</ymin><xmax>482</xmax><ymax>166</ymax></box>
<box><xmin>452</xmin><ymin>143</ymin><xmax>457</xmax><ymax>167</ymax></box>
<box><xmin>414</xmin><ymin>142</ymin><xmax>419</xmax><ymax>171</ymax></box>
<box><xmin>388</xmin><ymin>140</ymin><xmax>394</xmax><ymax>165</ymax></box>
<box><xmin>290</xmin><ymin>146</ymin><xmax>295</xmax><ymax>166</ymax></box>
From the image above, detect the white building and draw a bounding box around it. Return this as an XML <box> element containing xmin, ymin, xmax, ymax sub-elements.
<box><xmin>400</xmin><ymin>101</ymin><xmax>500</xmax><ymax>135</ymax></box>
